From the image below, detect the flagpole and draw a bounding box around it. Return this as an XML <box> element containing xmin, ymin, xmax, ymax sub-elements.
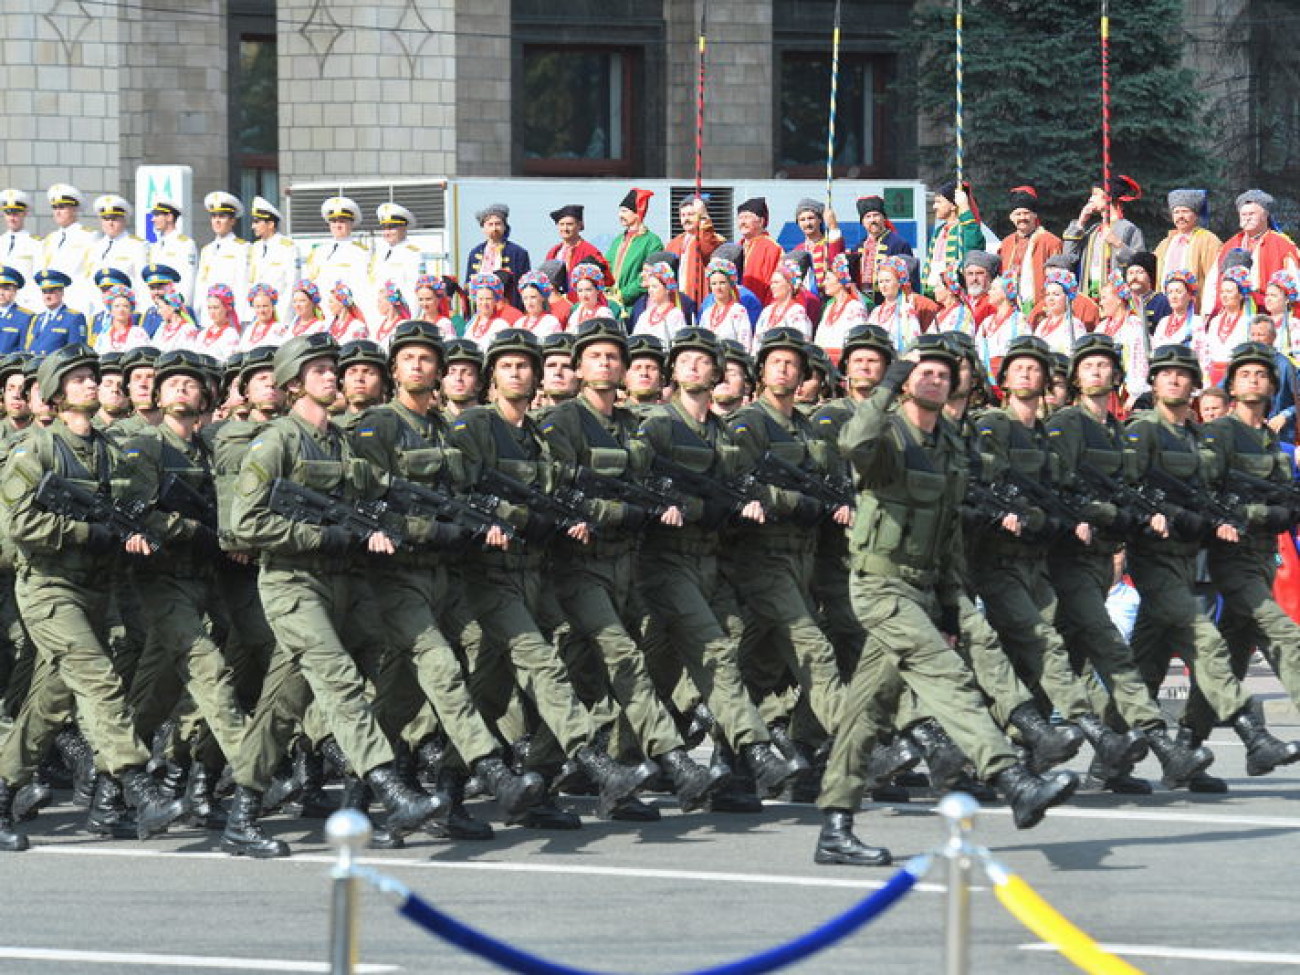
<box><xmin>825</xmin><ymin>0</ymin><xmax>843</xmax><ymax>206</ymax></box>
<box><xmin>955</xmin><ymin>0</ymin><xmax>964</xmax><ymax>188</ymax></box>
<box><xmin>695</xmin><ymin>3</ymin><xmax>708</xmax><ymax>200</ymax></box>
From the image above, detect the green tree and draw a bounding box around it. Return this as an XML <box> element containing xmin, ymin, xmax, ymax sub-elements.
<box><xmin>908</xmin><ymin>0</ymin><xmax>1217</xmax><ymax>238</ymax></box>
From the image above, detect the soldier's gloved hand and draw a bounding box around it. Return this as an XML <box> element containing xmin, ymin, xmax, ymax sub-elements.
<box><xmin>86</xmin><ymin>524</ymin><xmax>117</xmax><ymax>555</ymax></box>
<box><xmin>422</xmin><ymin>520</ymin><xmax>473</xmax><ymax>550</ymax></box>
<box><xmin>318</xmin><ymin>526</ymin><xmax>353</xmax><ymax>555</ymax></box>
<box><xmin>879</xmin><ymin>359</ymin><xmax>917</xmax><ymax>395</ymax></box>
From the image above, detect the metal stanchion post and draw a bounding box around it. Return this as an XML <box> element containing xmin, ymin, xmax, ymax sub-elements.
<box><xmin>327</xmin><ymin>808</ymin><xmax>373</xmax><ymax>975</ymax></box>
<box><xmin>937</xmin><ymin>792</ymin><xmax>980</xmax><ymax>975</ymax></box>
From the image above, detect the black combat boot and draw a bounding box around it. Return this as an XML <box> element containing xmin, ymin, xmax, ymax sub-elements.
<box><xmin>157</xmin><ymin>760</ymin><xmax>187</xmax><ymax>801</ymax></box>
<box><xmin>54</xmin><ymin>726</ymin><xmax>96</xmax><ymax>808</ymax></box>
<box><xmin>1076</xmin><ymin>714</ymin><xmax>1149</xmax><ymax>777</ymax></box>
<box><xmin>1008</xmin><ymin>703</ymin><xmax>1086</xmax><ymax>774</ymax></box>
<box><xmin>1233</xmin><ymin>709</ymin><xmax>1300</xmax><ymax>776</ymax></box>
<box><xmin>416</xmin><ymin>734</ymin><xmax>446</xmax><ymax>786</ymax></box>
<box><xmin>1146</xmin><ymin>727</ymin><xmax>1215</xmax><ymax>789</ymax></box>
<box><xmin>520</xmin><ymin>794</ymin><xmax>583</xmax><ymax>830</ymax></box>
<box><xmin>658</xmin><ymin>747</ymin><xmax>729</xmax><ymax>813</ymax></box>
<box><xmin>682</xmin><ymin>703</ymin><xmax>715</xmax><ymax>750</ymax></box>
<box><xmin>121</xmin><ymin>766</ymin><xmax>189</xmax><ymax>840</ymax></box>
<box><xmin>708</xmin><ymin>746</ymin><xmax>764</xmax><ymax>813</ymax></box>
<box><xmin>906</xmin><ymin>719</ymin><xmax>971</xmax><ymax>791</ymax></box>
<box><xmin>428</xmin><ymin>767</ymin><xmax>493</xmax><ymax>840</ymax></box>
<box><xmin>294</xmin><ymin>741</ymin><xmax>334</xmax><ymax>819</ymax></box>
<box><xmin>1083</xmin><ymin>755</ymin><xmax>1152</xmax><ymax>795</ymax></box>
<box><xmin>337</xmin><ymin>777</ymin><xmax>404</xmax><ymax>849</ymax></box>
<box><xmin>260</xmin><ymin>754</ymin><xmax>304</xmax><ymax>814</ymax></box>
<box><xmin>473</xmin><ymin>754</ymin><xmax>546</xmax><ymax>823</ymax></box>
<box><xmin>994</xmin><ymin>764</ymin><xmax>1079</xmax><ymax>829</ymax></box>
<box><xmin>1176</xmin><ymin>726</ymin><xmax>1227</xmax><ymax>793</ymax></box>
<box><xmin>0</xmin><ymin>779</ymin><xmax>30</xmax><ymax>852</ymax></box>
<box><xmin>220</xmin><ymin>786</ymin><xmax>290</xmax><ymax>858</ymax></box>
<box><xmin>571</xmin><ymin>746</ymin><xmax>656</xmax><ymax>819</ymax></box>
<box><xmin>611</xmin><ymin>796</ymin><xmax>661</xmax><ymax>821</ymax></box>
<box><xmin>740</xmin><ymin>741</ymin><xmax>802</xmax><ymax>799</ymax></box>
<box><xmin>85</xmin><ymin>773</ymin><xmax>138</xmax><ymax>838</ymax></box>
<box><xmin>866</xmin><ymin>736</ymin><xmax>923</xmax><ymax>787</ymax></box>
<box><xmin>366</xmin><ymin>763</ymin><xmax>450</xmax><ymax>836</ymax></box>
<box><xmin>12</xmin><ymin>777</ymin><xmax>51</xmax><ymax>823</ymax></box>
<box><xmin>147</xmin><ymin>718</ymin><xmax>177</xmax><ymax>775</ymax></box>
<box><xmin>814</xmin><ymin>810</ymin><xmax>892</xmax><ymax>866</ymax></box>
<box><xmin>182</xmin><ymin>763</ymin><xmax>227</xmax><ymax>829</ymax></box>
<box><xmin>767</xmin><ymin>723</ymin><xmax>813</xmax><ymax>772</ymax></box>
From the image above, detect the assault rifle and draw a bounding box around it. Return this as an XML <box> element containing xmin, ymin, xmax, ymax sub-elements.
<box><xmin>158</xmin><ymin>473</ymin><xmax>218</xmax><ymax>529</ymax></box>
<box><xmin>1072</xmin><ymin>462</ymin><xmax>1160</xmax><ymax>538</ymax></box>
<box><xmin>35</xmin><ymin>472</ymin><xmax>161</xmax><ymax>553</ymax></box>
<box><xmin>477</xmin><ymin>466</ymin><xmax>591</xmax><ymax>538</ymax></box>
<box><xmin>1141</xmin><ymin>466</ymin><xmax>1243</xmax><ymax>537</ymax></box>
<box><xmin>1220</xmin><ymin>469</ymin><xmax>1300</xmax><ymax>531</ymax></box>
<box><xmin>569</xmin><ymin>466</ymin><xmax>688</xmax><ymax>522</ymax></box>
<box><xmin>267</xmin><ymin>478</ymin><xmax>406</xmax><ymax>548</ymax></box>
<box><xmin>384</xmin><ymin>476</ymin><xmax>516</xmax><ymax>546</ymax></box>
<box><xmin>753</xmin><ymin>452</ymin><xmax>855</xmax><ymax>511</ymax></box>
<box><xmin>648</xmin><ymin>455</ymin><xmax>760</xmax><ymax>528</ymax></box>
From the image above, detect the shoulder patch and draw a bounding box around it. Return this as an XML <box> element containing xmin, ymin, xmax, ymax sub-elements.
<box><xmin>357</xmin><ymin>428</ymin><xmax>375</xmax><ymax>437</ymax></box>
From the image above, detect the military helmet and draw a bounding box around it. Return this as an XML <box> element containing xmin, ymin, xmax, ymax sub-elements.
<box><xmin>221</xmin><ymin>350</ymin><xmax>246</xmax><ymax>389</ymax></box>
<box><xmin>21</xmin><ymin>355</ymin><xmax>40</xmax><ymax>391</ymax></box>
<box><xmin>152</xmin><ymin>349</ymin><xmax>215</xmax><ymax>409</ymax></box>
<box><xmin>1225</xmin><ymin>340</ymin><xmax>1278</xmax><ymax>389</ymax></box>
<box><xmin>36</xmin><ymin>343</ymin><xmax>99</xmax><ymax>400</ymax></box>
<box><xmin>903</xmin><ymin>333</ymin><xmax>960</xmax><ymax>377</ymax></box>
<box><xmin>485</xmin><ymin>328</ymin><xmax>543</xmax><ymax>370</ymax></box>
<box><xmin>1067</xmin><ymin>332</ymin><xmax>1124</xmax><ymax>388</ymax></box>
<box><xmin>718</xmin><ymin>338</ymin><xmax>756</xmax><ymax>384</ymax></box>
<box><xmin>238</xmin><ymin>345</ymin><xmax>278</xmax><ymax>394</ymax></box>
<box><xmin>273</xmin><ymin>332</ymin><xmax>339</xmax><ymax>388</ymax></box>
<box><xmin>996</xmin><ymin>333</ymin><xmax>1054</xmax><ymax>385</ymax></box>
<box><xmin>805</xmin><ymin>344</ymin><xmax>842</xmax><ymax>387</ymax></box>
<box><xmin>541</xmin><ymin>331</ymin><xmax>576</xmax><ymax>361</ymax></box>
<box><xmin>98</xmin><ymin>351</ymin><xmax>125</xmax><ymax>377</ymax></box>
<box><xmin>444</xmin><ymin>337</ymin><xmax>485</xmax><ymax>370</ymax></box>
<box><xmin>0</xmin><ymin>352</ymin><xmax>29</xmax><ymax>386</ymax></box>
<box><xmin>119</xmin><ymin>344</ymin><xmax>161</xmax><ymax>381</ymax></box>
<box><xmin>571</xmin><ymin>317</ymin><xmax>629</xmax><ymax>368</ymax></box>
<box><xmin>1147</xmin><ymin>343</ymin><xmax>1202</xmax><ymax>387</ymax></box>
<box><xmin>667</xmin><ymin>327</ymin><xmax>722</xmax><ymax>375</ymax></box>
<box><xmin>628</xmin><ymin>333</ymin><xmax>668</xmax><ymax>365</ymax></box>
<box><xmin>755</xmin><ymin>326</ymin><xmax>812</xmax><ymax>379</ymax></box>
<box><xmin>387</xmin><ymin>320</ymin><xmax>446</xmax><ymax>363</ymax></box>
<box><xmin>338</xmin><ymin>339</ymin><xmax>387</xmax><ymax>373</ymax></box>
<box><xmin>841</xmin><ymin>323</ymin><xmax>895</xmax><ymax>363</ymax></box>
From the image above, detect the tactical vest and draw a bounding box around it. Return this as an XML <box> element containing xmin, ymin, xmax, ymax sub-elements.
<box><xmin>852</xmin><ymin>414</ymin><xmax>960</xmax><ymax>586</ymax></box>
<box><xmin>1077</xmin><ymin>411</ymin><xmax>1124</xmax><ymax>477</ymax></box>
<box><xmin>391</xmin><ymin>408</ymin><xmax>464</xmax><ymax>488</ymax></box>
<box><xmin>213</xmin><ymin>419</ymin><xmax>269</xmax><ymax>546</ymax></box>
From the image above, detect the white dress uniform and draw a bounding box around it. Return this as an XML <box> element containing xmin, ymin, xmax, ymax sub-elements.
<box><xmin>39</xmin><ymin>184</ymin><xmax>97</xmax><ymax>314</ymax></box>
<box><xmin>90</xmin><ymin>195</ymin><xmax>148</xmax><ymax>304</ymax></box>
<box><xmin>0</xmin><ymin>189</ymin><xmax>43</xmax><ymax>309</ymax></box>
<box><xmin>148</xmin><ymin>229</ymin><xmax>198</xmax><ymax>303</ymax></box>
<box><xmin>195</xmin><ymin>192</ymin><xmax>251</xmax><ymax>327</ymax></box>
<box><xmin>246</xmin><ymin>193</ymin><xmax>302</xmax><ymax>324</ymax></box>
<box><xmin>368</xmin><ymin>203</ymin><xmax>425</xmax><ymax>319</ymax></box>
<box><xmin>307</xmin><ymin>196</ymin><xmax>372</xmax><ymax>312</ymax></box>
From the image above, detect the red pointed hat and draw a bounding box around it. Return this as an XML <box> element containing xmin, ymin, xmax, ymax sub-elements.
<box><xmin>619</xmin><ymin>188</ymin><xmax>653</xmax><ymax>221</ymax></box>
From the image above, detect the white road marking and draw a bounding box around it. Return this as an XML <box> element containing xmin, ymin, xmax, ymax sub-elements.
<box><xmin>1021</xmin><ymin>942</ymin><xmax>1300</xmax><ymax>966</ymax></box>
<box><xmin>31</xmin><ymin>843</ymin><xmax>952</xmax><ymax>893</ymax></box>
<box><xmin>0</xmin><ymin>947</ymin><xmax>397</xmax><ymax>972</ymax></box>
<box><xmin>953</xmin><ymin>804</ymin><xmax>1300</xmax><ymax>830</ymax></box>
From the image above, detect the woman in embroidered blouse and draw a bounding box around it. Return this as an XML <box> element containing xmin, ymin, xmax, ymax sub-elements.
<box><xmin>1034</xmin><ymin>269</ymin><xmax>1085</xmax><ymax>355</ymax></box>
<box><xmin>324</xmin><ymin>281</ymin><xmax>370</xmax><ymax>343</ymax></box>
<box><xmin>373</xmin><ymin>280</ymin><xmax>411</xmax><ymax>348</ymax></box>
<box><xmin>287</xmin><ymin>280</ymin><xmax>325</xmax><ymax>337</ymax></box>
<box><xmin>632</xmin><ymin>262</ymin><xmax>687</xmax><ymax>346</ymax></box>
<box><xmin>979</xmin><ymin>272</ymin><xmax>1026</xmax><ymax>378</ymax></box>
<box><xmin>1198</xmin><ymin>265</ymin><xmax>1253</xmax><ymax>386</ymax></box>
<box><xmin>1154</xmin><ymin>270</ymin><xmax>1198</xmax><ymax>347</ymax></box>
<box><xmin>516</xmin><ymin>270</ymin><xmax>563</xmax><ymax>338</ymax></box>
<box><xmin>195</xmin><ymin>284</ymin><xmax>244</xmax><ymax>358</ymax></box>
<box><xmin>932</xmin><ymin>266</ymin><xmax>976</xmax><ymax>335</ymax></box>
<box><xmin>1097</xmin><ymin>271</ymin><xmax>1150</xmax><ymax>406</ymax></box>
<box><xmin>1263</xmin><ymin>270</ymin><xmax>1300</xmax><ymax>354</ymax></box>
<box><xmin>464</xmin><ymin>271</ymin><xmax>518</xmax><ymax>343</ymax></box>
<box><xmin>865</xmin><ymin>255</ymin><xmax>921</xmax><ymax>349</ymax></box>
<box><xmin>154</xmin><ymin>290</ymin><xmax>200</xmax><ymax>351</ymax></box>
<box><xmin>413</xmin><ymin>275</ymin><xmax>460</xmax><ymax>340</ymax></box>
<box><xmin>815</xmin><ymin>252</ymin><xmax>867</xmax><ymax>366</ymax></box>
<box><xmin>756</xmin><ymin>257</ymin><xmax>813</xmax><ymax>342</ymax></box>
<box><xmin>566</xmin><ymin>262</ymin><xmax>623</xmax><ymax>329</ymax></box>
<box><xmin>244</xmin><ymin>283</ymin><xmax>283</xmax><ymax>349</ymax></box>
<box><xmin>96</xmin><ymin>286</ymin><xmax>150</xmax><ymax>354</ymax></box>
<box><xmin>700</xmin><ymin>257</ymin><xmax>753</xmax><ymax>351</ymax></box>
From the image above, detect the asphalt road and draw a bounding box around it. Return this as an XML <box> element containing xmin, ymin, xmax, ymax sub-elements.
<box><xmin>4</xmin><ymin>688</ymin><xmax>1300</xmax><ymax>974</ymax></box>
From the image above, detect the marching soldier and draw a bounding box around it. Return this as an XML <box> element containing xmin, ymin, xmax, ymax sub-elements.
<box><xmin>246</xmin><ymin>196</ymin><xmax>300</xmax><ymax>324</ymax></box>
<box><xmin>441</xmin><ymin>338</ymin><xmax>485</xmax><ymax>419</ymax></box>
<box><xmin>625</xmin><ymin>334</ymin><xmax>667</xmax><ymax>415</ymax></box>
<box><xmin>536</xmin><ymin>332</ymin><xmax>580</xmax><ymax>410</ymax></box>
<box><xmin>146</xmin><ymin>197</ymin><xmax>198</xmax><ymax>305</ymax></box>
<box><xmin>538</xmin><ymin>317</ymin><xmax>728</xmax><ymax>813</ymax></box>
<box><xmin>195</xmin><ymin>192</ymin><xmax>251</xmax><ymax>327</ymax></box>
<box><xmin>0</xmin><ymin>344</ymin><xmax>189</xmax><ymax>851</ymax></box>
<box><xmin>447</xmin><ymin>328</ymin><xmax>656</xmax><ymax>821</ymax></box>
<box><xmin>222</xmin><ymin>334</ymin><xmax>450</xmax><ymax>858</ymax></box>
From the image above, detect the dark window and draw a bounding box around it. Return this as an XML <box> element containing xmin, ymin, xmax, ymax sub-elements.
<box><xmin>520</xmin><ymin>45</ymin><xmax>637</xmax><ymax>176</ymax></box>
<box><xmin>233</xmin><ymin>33</ymin><xmax>279</xmax><ymax>221</ymax></box>
<box><xmin>777</xmin><ymin>52</ymin><xmax>886</xmax><ymax>178</ymax></box>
